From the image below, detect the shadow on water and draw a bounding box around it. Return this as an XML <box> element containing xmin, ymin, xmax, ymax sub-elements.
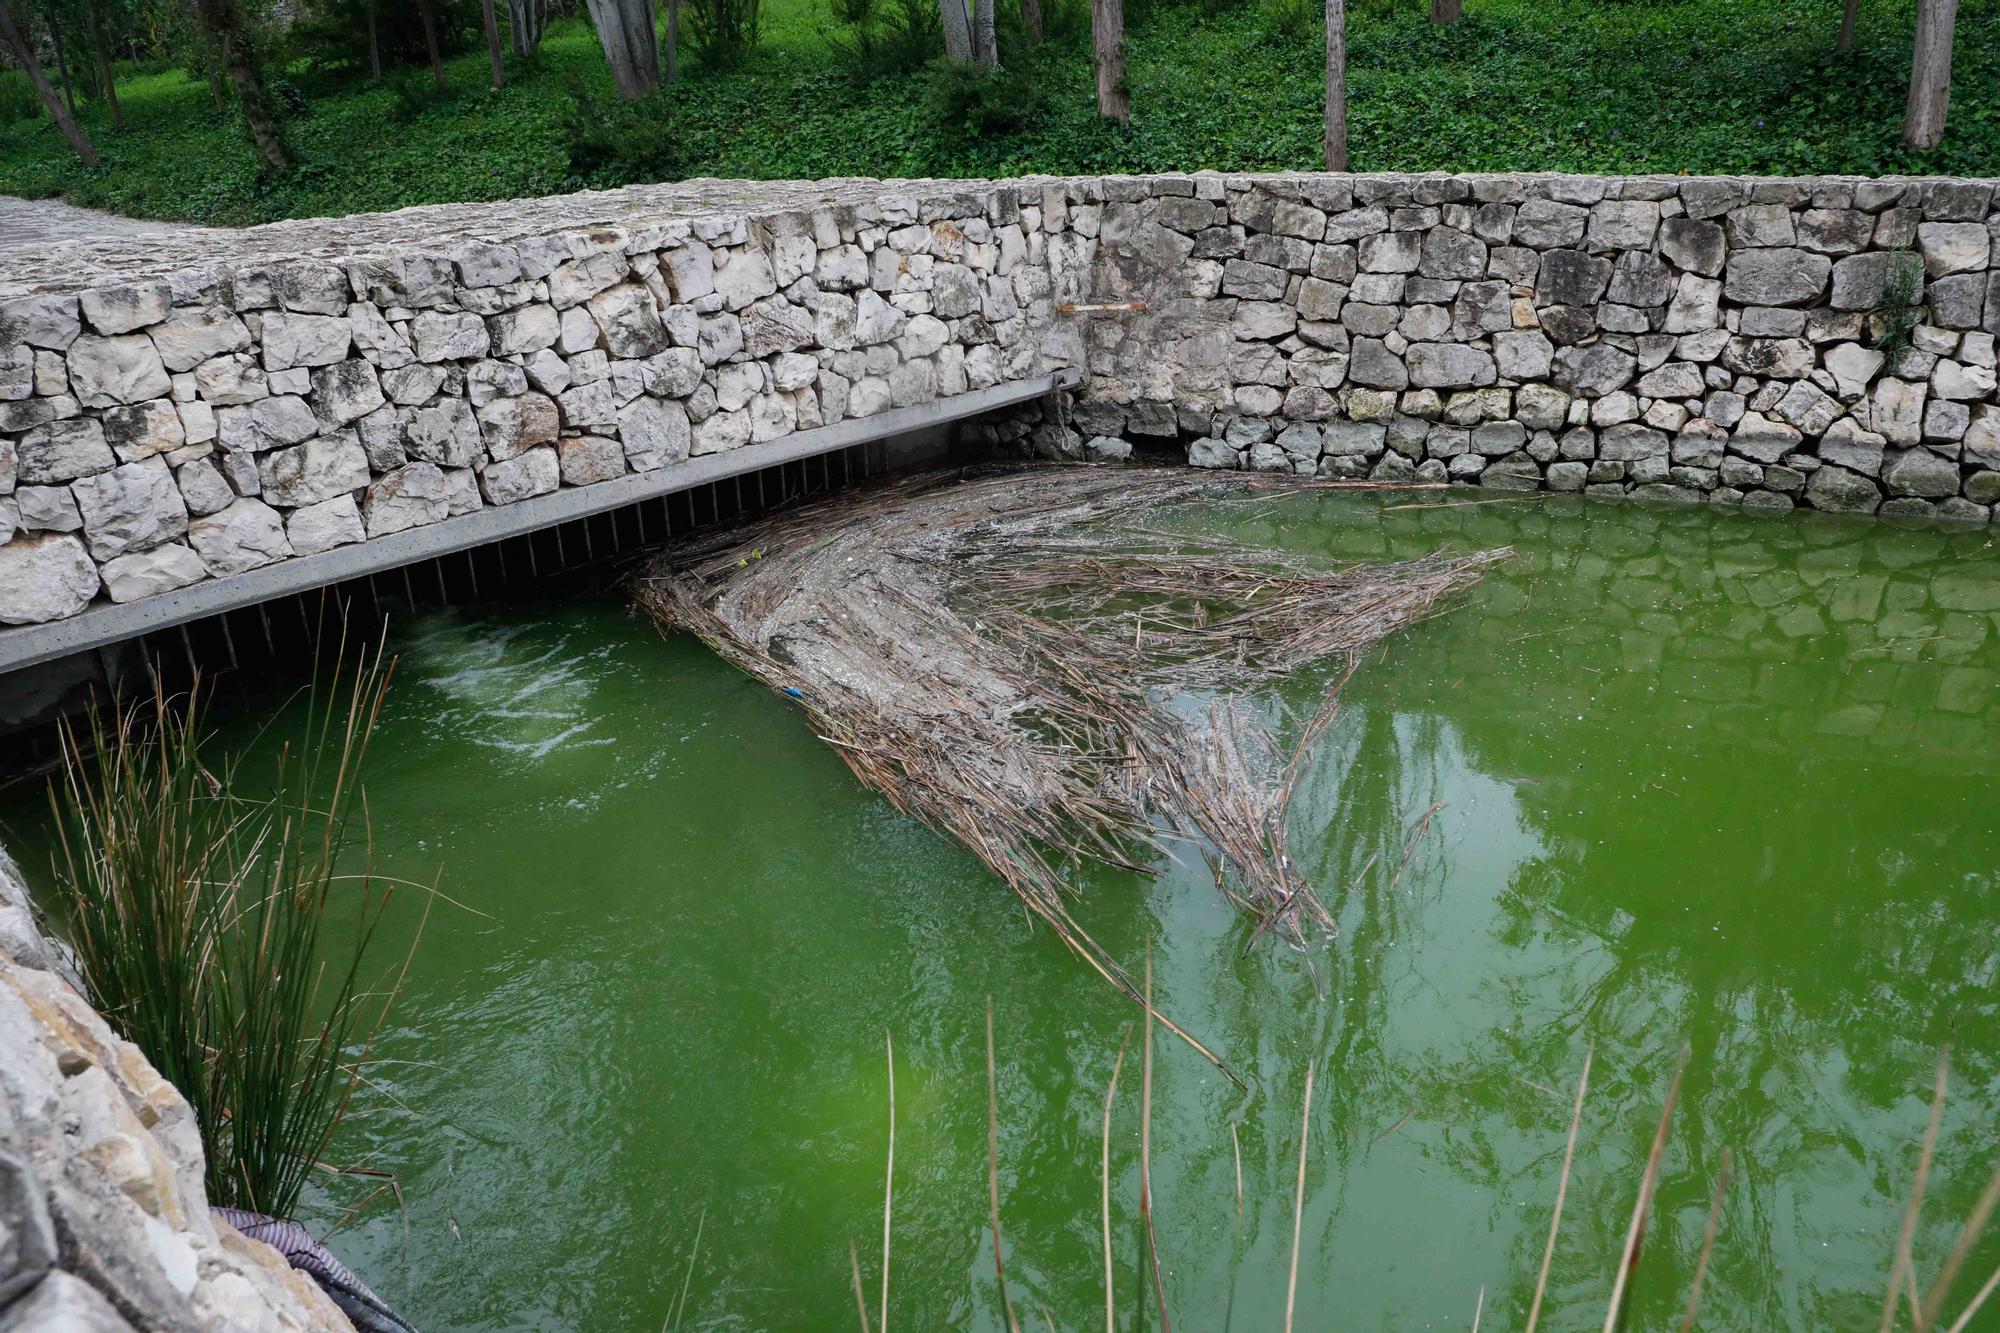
<box><xmin>4</xmin><ymin>488</ymin><xmax>2000</xmax><ymax>1330</ymax></box>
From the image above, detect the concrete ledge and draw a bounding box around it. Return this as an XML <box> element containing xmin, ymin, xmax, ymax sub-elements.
<box><xmin>0</xmin><ymin>370</ymin><xmax>1076</xmax><ymax>678</ymax></box>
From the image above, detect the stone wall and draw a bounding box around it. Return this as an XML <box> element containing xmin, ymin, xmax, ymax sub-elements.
<box><xmin>0</xmin><ymin>179</ymin><xmax>1075</xmax><ymax>627</ymax></box>
<box><xmin>0</xmin><ymin>850</ymin><xmax>356</xmax><ymax>1331</ymax></box>
<box><xmin>1058</xmin><ymin>172</ymin><xmax>2000</xmax><ymax>516</ymax></box>
<box><xmin>2</xmin><ymin>171</ymin><xmax>1998</xmax><ymax>629</ymax></box>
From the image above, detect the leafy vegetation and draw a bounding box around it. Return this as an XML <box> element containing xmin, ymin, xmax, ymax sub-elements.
<box><xmin>45</xmin><ymin>646</ymin><xmax>421</xmax><ymax>1218</ymax></box>
<box><xmin>0</xmin><ymin>0</ymin><xmax>1995</xmax><ymax>226</ymax></box>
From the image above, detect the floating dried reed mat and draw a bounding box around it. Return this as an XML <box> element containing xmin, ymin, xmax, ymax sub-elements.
<box><xmin>635</xmin><ymin>465</ymin><xmax>1507</xmax><ymax>1073</ymax></box>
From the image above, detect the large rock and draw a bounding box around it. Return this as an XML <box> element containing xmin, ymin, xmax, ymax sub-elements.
<box><xmin>1916</xmin><ymin>222</ymin><xmax>1991</xmax><ymax>276</ymax></box>
<box><xmin>260</xmin><ymin>311</ymin><xmax>353</xmax><ymax>369</ymax></box>
<box><xmin>0</xmin><ymin>1270</ymin><xmax>136</xmax><ymax>1332</ymax></box>
<box><xmin>100</xmin><ymin>543</ymin><xmax>209</xmax><ymax>603</ymax></box>
<box><xmin>286</xmin><ymin>494</ymin><xmax>366</xmax><ymax>556</ymax></box>
<box><xmin>558</xmin><ymin>435</ymin><xmax>627</xmax><ymax>486</ymax></box>
<box><xmin>149</xmin><ymin>307</ymin><xmax>252</xmax><ymax>372</ymax></box>
<box><xmin>1722</xmin><ymin>248</ymin><xmax>1831</xmax><ymax>307</ymax></box>
<box><xmin>67</xmin><ymin>334</ymin><xmax>171</xmax><ymax>407</ymax></box>
<box><xmin>487</xmin><ymin>303</ymin><xmax>560</xmax><ymax>356</ymax></box>
<box><xmin>618</xmin><ymin>396</ymin><xmax>692</xmax><ymax>471</ymax></box>
<box><xmin>1407</xmin><ymin>343</ymin><xmax>1496</xmax><ymax>389</ymax></box>
<box><xmin>479</xmin><ymin>446</ymin><xmax>560</xmax><ymax>505</ymax></box>
<box><xmin>72</xmin><ymin>456</ymin><xmax>188</xmax><ymax>561</ymax></box>
<box><xmin>361</xmin><ymin>462</ymin><xmax>454</xmax><ymax>537</ymax></box>
<box><xmin>476</xmin><ymin>394</ymin><xmax>561</xmax><ymax>461</ymax></box>
<box><xmin>258</xmin><ymin>432</ymin><xmax>370</xmax><ymax>508</ymax></box>
<box><xmin>18</xmin><ymin>418</ymin><xmax>114</xmax><ymax>485</ymax></box>
<box><xmin>0</xmin><ymin>533</ymin><xmax>99</xmax><ymax>623</ymax></box>
<box><xmin>402</xmin><ymin>399</ymin><xmax>483</xmax><ymax>468</ymax></box>
<box><xmin>1804</xmin><ymin>463</ymin><xmax>1882</xmax><ymax>513</ymax></box>
<box><xmin>310</xmin><ymin>359</ymin><xmax>385</xmax><ymax>426</ymax></box>
<box><xmin>100</xmin><ymin>400</ymin><xmax>185</xmax><ymax>463</ymax></box>
<box><xmin>1829</xmin><ymin>251</ymin><xmax>1924</xmax><ymax>311</ymax></box>
<box><xmin>1552</xmin><ymin>343</ymin><xmax>1636</xmax><ymax>397</ymax></box>
<box><xmin>79</xmin><ymin>281</ymin><xmax>171</xmax><ymax>336</ymax></box>
<box><xmin>586</xmin><ymin>283</ymin><xmax>669</xmax><ymax>358</ymax></box>
<box><xmin>1883</xmin><ymin>448</ymin><xmax>1961</xmax><ymax>498</ymax></box>
<box><xmin>189</xmin><ymin>497</ymin><xmax>290</xmax><ymax>574</ymax></box>
<box><xmin>410</xmin><ymin>311</ymin><xmax>489</xmax><ymax>362</ymax></box>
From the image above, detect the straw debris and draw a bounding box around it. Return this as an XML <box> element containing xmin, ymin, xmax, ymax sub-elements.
<box><xmin>636</xmin><ymin>464</ymin><xmax>1504</xmax><ymax>1009</ymax></box>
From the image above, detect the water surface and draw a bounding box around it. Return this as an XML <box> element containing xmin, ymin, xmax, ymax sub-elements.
<box><xmin>7</xmin><ymin>489</ymin><xmax>2000</xmax><ymax>1331</ymax></box>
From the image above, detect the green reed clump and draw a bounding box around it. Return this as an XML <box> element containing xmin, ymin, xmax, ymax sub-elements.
<box><xmin>46</xmin><ymin>644</ymin><xmax>420</xmax><ymax>1219</ymax></box>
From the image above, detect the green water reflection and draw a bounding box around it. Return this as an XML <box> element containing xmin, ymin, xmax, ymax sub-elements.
<box><xmin>6</xmin><ymin>489</ymin><xmax>2000</xmax><ymax>1331</ymax></box>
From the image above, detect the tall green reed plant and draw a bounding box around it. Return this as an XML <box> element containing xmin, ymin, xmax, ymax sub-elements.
<box><xmin>47</xmin><ymin>641</ymin><xmax>421</xmax><ymax>1219</ymax></box>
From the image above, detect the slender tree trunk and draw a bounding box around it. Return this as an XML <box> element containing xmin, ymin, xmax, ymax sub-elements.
<box><xmin>663</xmin><ymin>0</ymin><xmax>678</xmax><ymax>82</ymax></box>
<box><xmin>0</xmin><ymin>0</ymin><xmax>98</xmax><ymax>163</ymax></box>
<box><xmin>188</xmin><ymin>0</ymin><xmax>288</xmax><ymax>171</ymax></box>
<box><xmin>582</xmin><ymin>0</ymin><xmax>659</xmax><ymax>98</ymax></box>
<box><xmin>206</xmin><ymin>62</ymin><xmax>226</xmax><ymax>110</ymax></box>
<box><xmin>1091</xmin><ymin>0</ymin><xmax>1127</xmax><ymax>121</ymax></box>
<box><xmin>1836</xmin><ymin>0</ymin><xmax>1860</xmax><ymax>52</ymax></box>
<box><xmin>481</xmin><ymin>0</ymin><xmax>505</xmax><ymax>86</ymax></box>
<box><xmin>86</xmin><ymin>0</ymin><xmax>123</xmax><ymax>128</ymax></box>
<box><xmin>48</xmin><ymin>9</ymin><xmax>77</xmax><ymax>116</ymax></box>
<box><xmin>939</xmin><ymin>0</ymin><xmax>972</xmax><ymax>63</ymax></box>
<box><xmin>1429</xmin><ymin>0</ymin><xmax>1459</xmax><ymax>22</ymax></box>
<box><xmin>416</xmin><ymin>0</ymin><xmax>444</xmax><ymax>86</ymax></box>
<box><xmin>1324</xmin><ymin>0</ymin><xmax>1345</xmax><ymax>170</ymax></box>
<box><xmin>1019</xmin><ymin>0</ymin><xmax>1040</xmax><ymax>39</ymax></box>
<box><xmin>972</xmin><ymin>0</ymin><xmax>996</xmax><ymax>67</ymax></box>
<box><xmin>509</xmin><ymin>0</ymin><xmax>546</xmax><ymax>52</ymax></box>
<box><xmin>1901</xmin><ymin>0</ymin><xmax>1956</xmax><ymax>149</ymax></box>
<box><xmin>366</xmin><ymin>0</ymin><xmax>382</xmax><ymax>78</ymax></box>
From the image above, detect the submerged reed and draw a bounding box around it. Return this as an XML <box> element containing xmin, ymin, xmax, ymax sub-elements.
<box><xmin>45</xmin><ymin>641</ymin><xmax>419</xmax><ymax>1218</ymax></box>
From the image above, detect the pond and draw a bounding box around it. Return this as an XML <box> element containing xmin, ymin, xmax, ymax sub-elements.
<box><xmin>6</xmin><ymin>485</ymin><xmax>2000</xmax><ymax>1331</ymax></box>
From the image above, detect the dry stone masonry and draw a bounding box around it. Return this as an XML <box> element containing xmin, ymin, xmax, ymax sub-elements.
<box><xmin>1058</xmin><ymin>172</ymin><xmax>2000</xmax><ymax>517</ymax></box>
<box><xmin>1</xmin><ymin>171</ymin><xmax>1997</xmax><ymax>628</ymax></box>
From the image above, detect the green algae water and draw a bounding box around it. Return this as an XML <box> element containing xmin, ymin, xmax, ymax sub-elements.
<box><xmin>7</xmin><ymin>487</ymin><xmax>2000</xmax><ymax>1331</ymax></box>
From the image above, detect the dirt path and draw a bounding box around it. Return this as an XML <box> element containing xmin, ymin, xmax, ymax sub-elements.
<box><xmin>0</xmin><ymin>195</ymin><xmax>212</xmax><ymax>254</ymax></box>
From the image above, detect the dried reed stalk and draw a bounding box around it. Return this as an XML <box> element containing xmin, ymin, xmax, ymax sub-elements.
<box><xmin>1526</xmin><ymin>1044</ymin><xmax>1594</xmax><ymax>1333</ymax></box>
<box><xmin>1142</xmin><ymin>944</ymin><xmax>1170</xmax><ymax>1332</ymax></box>
<box><xmin>1102</xmin><ymin>1026</ymin><xmax>1132</xmax><ymax>1333</ymax></box>
<box><xmin>1285</xmin><ymin>1060</ymin><xmax>1317</xmax><ymax>1333</ymax></box>
<box><xmin>850</xmin><ymin>1239</ymin><xmax>872</xmax><ymax>1333</ymax></box>
<box><xmin>882</xmin><ymin>1030</ymin><xmax>895</xmax><ymax>1333</ymax></box>
<box><xmin>1880</xmin><ymin>1046</ymin><xmax>1951</xmax><ymax>1333</ymax></box>
<box><xmin>1921</xmin><ymin>1159</ymin><xmax>2000</xmax><ymax>1327</ymax></box>
<box><xmin>987</xmin><ymin>999</ymin><xmax>1020</xmax><ymax>1333</ymax></box>
<box><xmin>1603</xmin><ymin>1049</ymin><xmax>1689</xmax><ymax>1333</ymax></box>
<box><xmin>1680</xmin><ymin>1147</ymin><xmax>1730</xmax><ymax>1333</ymax></box>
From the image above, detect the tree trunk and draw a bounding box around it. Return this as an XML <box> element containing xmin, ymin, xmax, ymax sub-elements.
<box><xmin>416</xmin><ymin>0</ymin><xmax>445</xmax><ymax>86</ymax></box>
<box><xmin>1091</xmin><ymin>0</ymin><xmax>1127</xmax><ymax>121</ymax></box>
<box><xmin>1019</xmin><ymin>0</ymin><xmax>1040</xmax><ymax>39</ymax></box>
<box><xmin>367</xmin><ymin>0</ymin><xmax>382</xmax><ymax>78</ymax></box>
<box><xmin>509</xmin><ymin>0</ymin><xmax>547</xmax><ymax>52</ymax></box>
<box><xmin>1429</xmin><ymin>0</ymin><xmax>1460</xmax><ymax>23</ymax></box>
<box><xmin>664</xmin><ymin>0</ymin><xmax>678</xmax><ymax>82</ymax></box>
<box><xmin>583</xmin><ymin>0</ymin><xmax>659</xmax><ymax>99</ymax></box>
<box><xmin>481</xmin><ymin>0</ymin><xmax>505</xmax><ymax>87</ymax></box>
<box><xmin>0</xmin><ymin>0</ymin><xmax>98</xmax><ymax>163</ymax></box>
<box><xmin>188</xmin><ymin>0</ymin><xmax>289</xmax><ymax>171</ymax></box>
<box><xmin>1901</xmin><ymin>0</ymin><xmax>1957</xmax><ymax>150</ymax></box>
<box><xmin>1836</xmin><ymin>0</ymin><xmax>1859</xmax><ymax>52</ymax></box>
<box><xmin>86</xmin><ymin>0</ymin><xmax>123</xmax><ymax>128</ymax></box>
<box><xmin>972</xmin><ymin>0</ymin><xmax>997</xmax><ymax>67</ymax></box>
<box><xmin>1324</xmin><ymin>0</ymin><xmax>1345</xmax><ymax>170</ymax></box>
<box><xmin>939</xmin><ymin>0</ymin><xmax>972</xmax><ymax>63</ymax></box>
<box><xmin>48</xmin><ymin>8</ymin><xmax>77</xmax><ymax>116</ymax></box>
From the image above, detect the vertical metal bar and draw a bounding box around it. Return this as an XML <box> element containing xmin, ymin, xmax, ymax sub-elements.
<box><xmin>463</xmin><ymin>550</ymin><xmax>481</xmax><ymax>599</ymax></box>
<box><xmin>220</xmin><ymin>613</ymin><xmax>241</xmax><ymax>671</ymax></box>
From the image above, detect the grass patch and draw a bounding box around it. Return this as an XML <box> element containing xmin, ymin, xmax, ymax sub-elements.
<box><xmin>0</xmin><ymin>0</ymin><xmax>1995</xmax><ymax>225</ymax></box>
